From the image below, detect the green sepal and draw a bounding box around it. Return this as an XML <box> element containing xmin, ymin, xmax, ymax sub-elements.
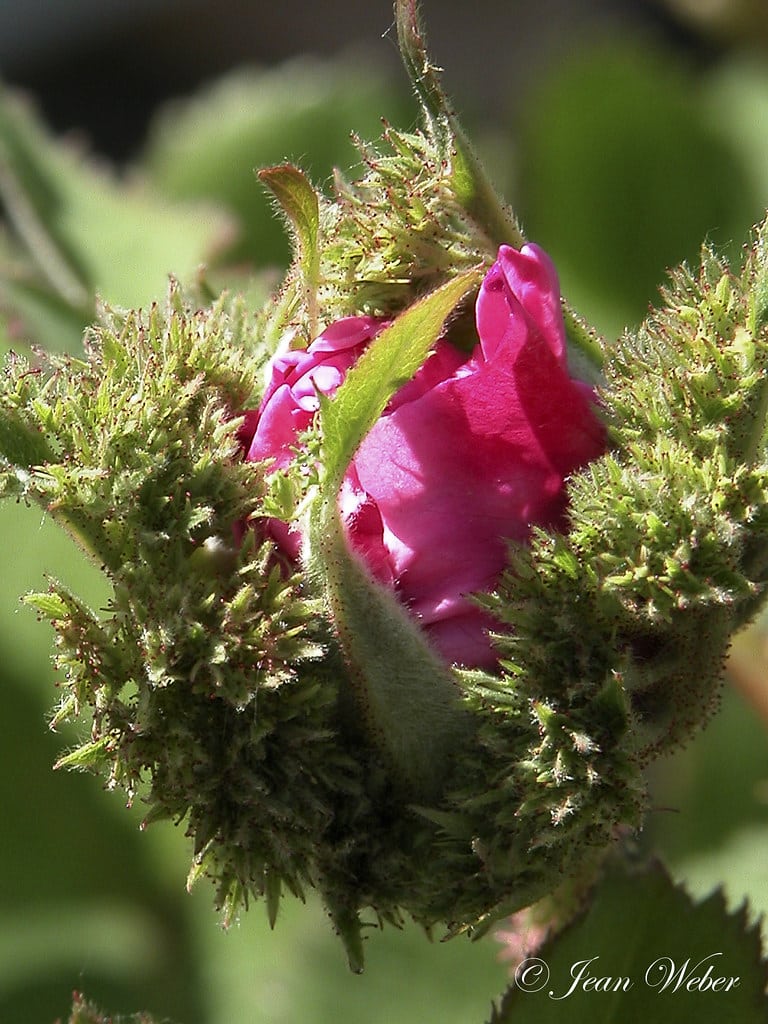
<box><xmin>319</xmin><ymin>267</ymin><xmax>481</xmax><ymax>491</ymax></box>
<box><xmin>330</xmin><ymin>904</ymin><xmax>366</xmax><ymax>975</ymax></box>
<box><xmin>258</xmin><ymin>164</ymin><xmax>321</xmax><ymax>337</ymax></box>
<box><xmin>264</xmin><ymin>868</ymin><xmax>282</xmax><ymax>930</ymax></box>
<box><xmin>53</xmin><ymin>738</ymin><xmax>111</xmax><ymax>772</ymax></box>
<box><xmin>310</xmin><ymin>513</ymin><xmax>473</xmax><ymax>802</ymax></box>
<box><xmin>310</xmin><ymin>270</ymin><xmax>480</xmax><ymax>800</ymax></box>
<box><xmin>562</xmin><ymin>301</ymin><xmax>605</xmax><ymax>383</ymax></box>
<box><xmin>394</xmin><ymin>0</ymin><xmax>523</xmax><ymax>250</ymax></box>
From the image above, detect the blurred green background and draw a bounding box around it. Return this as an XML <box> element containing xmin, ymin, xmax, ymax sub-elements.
<box><xmin>1</xmin><ymin>1</ymin><xmax>768</xmax><ymax>1021</ymax></box>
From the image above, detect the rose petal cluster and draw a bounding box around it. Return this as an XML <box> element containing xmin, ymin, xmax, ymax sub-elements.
<box><xmin>242</xmin><ymin>244</ymin><xmax>606</xmax><ymax>668</ymax></box>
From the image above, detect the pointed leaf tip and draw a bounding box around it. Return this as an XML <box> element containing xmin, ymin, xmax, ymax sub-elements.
<box><xmin>320</xmin><ymin>267</ymin><xmax>481</xmax><ymax>489</ymax></box>
<box><xmin>258</xmin><ymin>164</ymin><xmax>320</xmax><ymax>258</ymax></box>
<box><xmin>393</xmin><ymin>0</ymin><xmax>523</xmax><ymax>248</ymax></box>
<box><xmin>394</xmin><ymin>0</ymin><xmax>449</xmax><ymax>139</ymax></box>
<box><xmin>332</xmin><ymin>905</ymin><xmax>366</xmax><ymax>974</ymax></box>
<box><xmin>259</xmin><ymin>163</ymin><xmax>321</xmax><ymax>332</ymax></box>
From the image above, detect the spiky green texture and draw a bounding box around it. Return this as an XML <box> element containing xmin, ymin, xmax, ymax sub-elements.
<box><xmin>64</xmin><ymin>992</ymin><xmax>158</xmax><ymax>1024</ymax></box>
<box><xmin>258</xmin><ymin>128</ymin><xmax>499</xmax><ymax>353</ymax></box>
<box><xmin>11</xmin><ymin>124</ymin><xmax>768</xmax><ymax>976</ymax></box>
<box><xmin>320</xmin><ymin>127</ymin><xmax>499</xmax><ymax>313</ymax></box>
<box><xmin>257</xmin><ymin>0</ymin><xmax>525</xmax><ymax>352</ymax></box>
<box><xmin>0</xmin><ymin>280</ymin><xmax>581</xmax><ymax>958</ymax></box>
<box><xmin>0</xmin><ymin>287</ymin><xmax>363</xmax><ymax>922</ymax></box>
<box><xmin>397</xmin><ymin>226</ymin><xmax>768</xmax><ymax>940</ymax></box>
<box><xmin>5</xmin><ymin>0</ymin><xmax>768</xmax><ymax>973</ymax></box>
<box><xmin>476</xmin><ymin>225</ymin><xmax>768</xmax><ymax>808</ymax></box>
<box><xmin>0</xmin><ymin>275</ymin><xmax>637</xmax><ymax>960</ymax></box>
<box><xmin>5</xmin><ymin>195</ymin><xmax>768</xmax><ymax>975</ymax></box>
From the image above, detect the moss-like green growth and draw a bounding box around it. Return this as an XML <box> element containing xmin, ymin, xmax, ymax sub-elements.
<box><xmin>481</xmin><ymin>226</ymin><xmax>768</xmax><ymax>775</ymax></box>
<box><xmin>4</xmin><ymin>0</ymin><xmax>768</xmax><ymax>976</ymax></box>
<box><xmin>1</xmin><ymin>288</ymin><xmax>357</xmax><ymax>924</ymax></box>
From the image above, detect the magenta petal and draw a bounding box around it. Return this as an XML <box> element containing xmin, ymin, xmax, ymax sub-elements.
<box><xmin>339</xmin><ymin>471</ymin><xmax>395</xmax><ymax>587</ymax></box>
<box><xmin>247</xmin><ymin>384</ymin><xmax>314</xmax><ymax>468</ymax></box>
<box><xmin>423</xmin><ymin>609</ymin><xmax>502</xmax><ymax>669</ymax></box>
<box><xmin>474</xmin><ymin>259</ymin><xmax>513</xmax><ymax>358</ymax></box>
<box><xmin>354</xmin><ymin>372</ymin><xmax>543</xmax><ymax>597</ymax></box>
<box><xmin>351</xmin><ymin>325</ymin><xmax>604</xmax><ymax>666</ymax></box>
<box><xmin>311</xmin><ymin>315</ymin><xmax>387</xmax><ymax>352</ymax></box>
<box><xmin>244</xmin><ymin>242</ymin><xmax>606</xmax><ymax>671</ymax></box>
<box><xmin>236</xmin><ymin>408</ymin><xmax>261</xmax><ymax>453</ymax></box>
<box><xmin>258</xmin><ymin>349</ymin><xmax>309</xmax><ymax>408</ymax></box>
<box><xmin>507</xmin><ymin>326</ymin><xmax>605</xmax><ymax>474</ymax></box>
<box><xmin>266</xmin><ymin>517</ymin><xmax>302</xmax><ymax>562</ymax></box>
<box><xmin>500</xmin><ymin>244</ymin><xmax>566</xmax><ymax>361</ymax></box>
<box><xmin>476</xmin><ymin>244</ymin><xmax>566</xmax><ymax>363</ymax></box>
<box><xmin>389</xmin><ymin>337</ymin><xmax>469</xmax><ymax>410</ymax></box>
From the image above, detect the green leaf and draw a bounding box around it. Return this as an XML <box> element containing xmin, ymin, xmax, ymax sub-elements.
<box><xmin>562</xmin><ymin>302</ymin><xmax>605</xmax><ymax>383</ymax></box>
<box><xmin>258</xmin><ymin>164</ymin><xmax>319</xmax><ymax>270</ymax></box>
<box><xmin>311</xmin><ymin>511</ymin><xmax>474</xmax><ymax>803</ymax></box>
<box><xmin>320</xmin><ymin>268</ymin><xmax>481</xmax><ymax>491</ymax></box>
<box><xmin>258</xmin><ymin>164</ymin><xmax>320</xmax><ymax>334</ymax></box>
<box><xmin>54</xmin><ymin>738</ymin><xmax>110</xmax><ymax>772</ymax></box>
<box><xmin>490</xmin><ymin>859</ymin><xmax>768</xmax><ymax>1024</ymax></box>
<box><xmin>23</xmin><ymin>590</ymin><xmax>70</xmax><ymax>621</ymax></box>
<box><xmin>310</xmin><ymin>270</ymin><xmax>481</xmax><ymax>800</ymax></box>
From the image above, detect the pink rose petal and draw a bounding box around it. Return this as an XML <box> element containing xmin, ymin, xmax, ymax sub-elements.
<box><xmin>244</xmin><ymin>245</ymin><xmax>605</xmax><ymax>669</ymax></box>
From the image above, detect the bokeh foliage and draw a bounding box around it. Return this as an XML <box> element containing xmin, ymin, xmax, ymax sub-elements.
<box><xmin>1</xmin><ymin>10</ymin><xmax>768</xmax><ymax>1024</ymax></box>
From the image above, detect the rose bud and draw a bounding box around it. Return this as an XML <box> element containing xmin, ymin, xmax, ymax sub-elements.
<box><xmin>242</xmin><ymin>243</ymin><xmax>606</xmax><ymax>668</ymax></box>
